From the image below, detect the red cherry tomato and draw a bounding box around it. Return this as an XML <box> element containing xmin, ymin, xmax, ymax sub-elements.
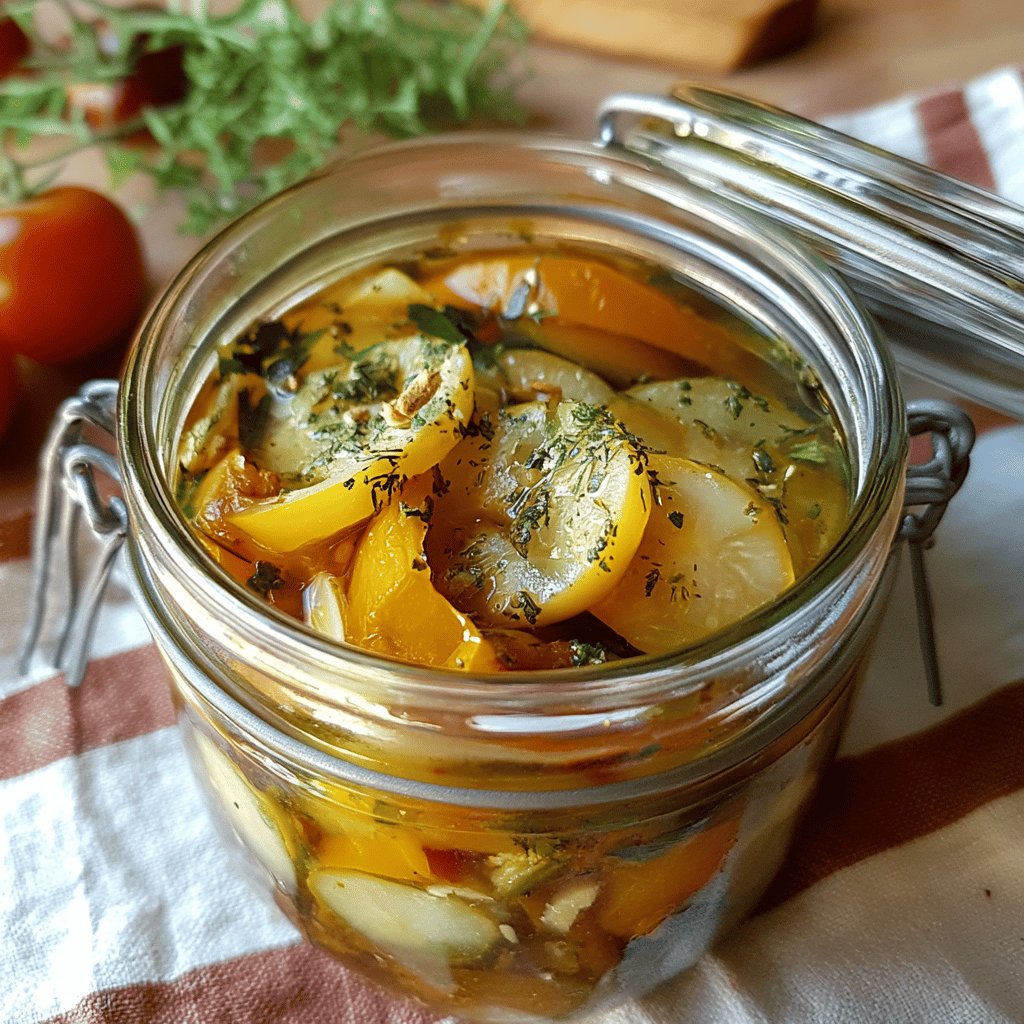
<box><xmin>0</xmin><ymin>17</ymin><xmax>29</xmax><ymax>78</ymax></box>
<box><xmin>0</xmin><ymin>187</ymin><xmax>146</xmax><ymax>366</ymax></box>
<box><xmin>0</xmin><ymin>353</ymin><xmax>15</xmax><ymax>441</ymax></box>
<box><xmin>66</xmin><ymin>41</ymin><xmax>187</xmax><ymax>130</ymax></box>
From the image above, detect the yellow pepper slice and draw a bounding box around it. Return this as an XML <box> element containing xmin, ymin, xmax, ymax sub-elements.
<box><xmin>228</xmin><ymin>335</ymin><xmax>475</xmax><ymax>551</ymax></box>
<box><xmin>423</xmin><ymin>253</ymin><xmax>756</xmax><ymax>378</ymax></box>
<box><xmin>597</xmin><ymin>817</ymin><xmax>738</xmax><ymax>939</ymax></box>
<box><xmin>345</xmin><ymin>474</ymin><xmax>501</xmax><ymax>671</ymax></box>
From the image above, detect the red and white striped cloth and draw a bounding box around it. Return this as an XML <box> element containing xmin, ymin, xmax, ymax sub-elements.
<box><xmin>2</xmin><ymin>65</ymin><xmax>1023</xmax><ymax>1024</ymax></box>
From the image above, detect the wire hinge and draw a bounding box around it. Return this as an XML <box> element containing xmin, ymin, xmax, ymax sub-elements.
<box><xmin>900</xmin><ymin>399</ymin><xmax>975</xmax><ymax>706</ymax></box>
<box><xmin>19</xmin><ymin>380</ymin><xmax>126</xmax><ymax>689</ymax></box>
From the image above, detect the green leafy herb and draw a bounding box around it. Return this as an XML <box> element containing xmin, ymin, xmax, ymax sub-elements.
<box><xmin>221</xmin><ymin>319</ymin><xmax>321</xmax><ymax>384</ymax></box>
<box><xmin>407</xmin><ymin>303</ymin><xmax>471</xmax><ymax>346</ymax></box>
<box><xmin>787</xmin><ymin>438</ymin><xmax>830</xmax><ymax>464</ymax></box>
<box><xmin>569</xmin><ymin>640</ymin><xmax>607</xmax><ymax>667</ymax></box>
<box><xmin>667</xmin><ymin>510</ymin><xmax>685</xmax><ymax>529</ymax></box>
<box><xmin>1</xmin><ymin>0</ymin><xmax>526</xmax><ymax>230</ymax></box>
<box><xmin>237</xmin><ymin>387</ymin><xmax>271</xmax><ymax>451</ymax></box>
<box><xmin>247</xmin><ymin>560</ymin><xmax>283</xmax><ymax>597</ymax></box>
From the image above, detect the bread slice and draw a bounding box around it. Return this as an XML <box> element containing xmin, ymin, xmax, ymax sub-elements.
<box><xmin>501</xmin><ymin>0</ymin><xmax>818</xmax><ymax>71</ymax></box>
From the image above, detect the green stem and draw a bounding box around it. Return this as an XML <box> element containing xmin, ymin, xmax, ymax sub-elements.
<box><xmin>0</xmin><ymin>116</ymin><xmax>149</xmax><ymax>203</ymax></box>
<box><xmin>0</xmin><ymin>147</ymin><xmax>28</xmax><ymax>204</ymax></box>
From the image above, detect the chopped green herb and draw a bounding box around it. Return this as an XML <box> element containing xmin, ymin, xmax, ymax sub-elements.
<box><xmin>407</xmin><ymin>304</ymin><xmax>468</xmax><ymax>346</ymax></box>
<box><xmin>788</xmin><ymin>439</ymin><xmax>830</xmax><ymax>464</ymax></box>
<box><xmin>247</xmin><ymin>560</ymin><xmax>283</xmax><ymax>597</ymax></box>
<box><xmin>400</xmin><ymin>496</ymin><xmax>434</xmax><ymax>522</ymax></box>
<box><xmin>752</xmin><ymin>447</ymin><xmax>775</xmax><ymax>475</ymax></box>
<box><xmin>807</xmin><ymin>502</ymin><xmax>822</xmax><ymax>520</ymax></box>
<box><xmin>509</xmin><ymin>489</ymin><xmax>550</xmax><ymax>558</ymax></box>
<box><xmin>569</xmin><ymin>640</ymin><xmax>607</xmax><ymax>667</ymax></box>
<box><xmin>237</xmin><ymin>388</ymin><xmax>271</xmax><ymax>451</ymax></box>
<box><xmin>667</xmin><ymin>510</ymin><xmax>685</xmax><ymax>529</ymax></box>
<box><xmin>515</xmin><ymin>591</ymin><xmax>542</xmax><ymax>626</ymax></box>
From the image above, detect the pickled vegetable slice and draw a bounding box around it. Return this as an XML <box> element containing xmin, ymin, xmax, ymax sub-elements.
<box><xmin>596</xmin><ymin>817</ymin><xmax>738</xmax><ymax>938</ymax></box>
<box><xmin>282</xmin><ymin>266</ymin><xmax>434</xmax><ymax>364</ymax></box>
<box><xmin>178</xmin><ymin>374</ymin><xmax>252</xmax><ymax>474</ymax></box>
<box><xmin>310</xmin><ymin>869</ymin><xmax>503</xmax><ymax>963</ymax></box>
<box><xmin>591</xmin><ymin>455</ymin><xmax>794</xmax><ymax>653</ymax></box>
<box><xmin>428</xmin><ymin>401</ymin><xmax>652</xmax><ymax>629</ymax></box>
<box><xmin>345</xmin><ymin>474</ymin><xmax>500</xmax><ymax>671</ymax></box>
<box><xmin>610</xmin><ymin>378</ymin><xmax>807</xmax><ymax>483</ymax></box>
<box><xmin>302</xmin><ymin>571</ymin><xmax>348</xmax><ymax>641</ymax></box>
<box><xmin>423</xmin><ymin>253</ymin><xmax>752</xmax><ymax>377</ymax></box>
<box><xmin>193</xmin><ymin>732</ymin><xmax>297</xmax><ymax>890</ymax></box>
<box><xmin>228</xmin><ymin>334</ymin><xmax>475</xmax><ymax>550</ymax></box>
<box><xmin>611</xmin><ymin>378</ymin><xmax>849</xmax><ymax>575</ymax></box>
<box><xmin>510</xmin><ymin>321</ymin><xmax>704</xmax><ymax>388</ymax></box>
<box><xmin>316</xmin><ymin>824</ymin><xmax>432</xmax><ymax>883</ymax></box>
<box><xmin>475</xmin><ymin>348</ymin><xmax>614</xmax><ymax>406</ymax></box>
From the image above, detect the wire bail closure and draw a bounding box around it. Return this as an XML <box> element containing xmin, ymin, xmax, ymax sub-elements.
<box><xmin>595</xmin><ymin>89</ymin><xmax>997</xmax><ymax>704</ymax></box>
<box><xmin>900</xmin><ymin>400</ymin><xmax>975</xmax><ymax>705</ymax></box>
<box><xmin>596</xmin><ymin>88</ymin><xmax>1024</xmax><ymax>420</ymax></box>
<box><xmin>19</xmin><ymin>380</ymin><xmax>126</xmax><ymax>688</ymax></box>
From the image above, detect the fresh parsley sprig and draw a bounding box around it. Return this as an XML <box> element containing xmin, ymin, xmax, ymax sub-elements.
<box><xmin>0</xmin><ymin>0</ymin><xmax>527</xmax><ymax>231</ymax></box>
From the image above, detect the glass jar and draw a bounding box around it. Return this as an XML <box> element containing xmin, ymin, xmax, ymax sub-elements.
<box><xmin>115</xmin><ymin>131</ymin><xmax>912</xmax><ymax>1022</ymax></box>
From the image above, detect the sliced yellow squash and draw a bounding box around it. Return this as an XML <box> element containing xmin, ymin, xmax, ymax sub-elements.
<box><xmin>428</xmin><ymin>400</ymin><xmax>651</xmax><ymax>629</ymax></box>
<box><xmin>228</xmin><ymin>334</ymin><xmax>474</xmax><ymax>550</ymax></box>
<box><xmin>475</xmin><ymin>348</ymin><xmax>614</xmax><ymax>406</ymax></box>
<box><xmin>310</xmin><ymin>869</ymin><xmax>503</xmax><ymax>963</ymax></box>
<box><xmin>591</xmin><ymin>455</ymin><xmax>794</xmax><ymax>653</ymax></box>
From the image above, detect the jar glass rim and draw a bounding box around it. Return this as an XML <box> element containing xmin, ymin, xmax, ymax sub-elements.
<box><xmin>118</xmin><ymin>131</ymin><xmax>907</xmax><ymax>718</ymax></box>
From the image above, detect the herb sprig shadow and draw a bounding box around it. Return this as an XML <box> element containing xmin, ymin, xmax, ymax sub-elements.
<box><xmin>1</xmin><ymin>0</ymin><xmax>527</xmax><ymax>232</ymax></box>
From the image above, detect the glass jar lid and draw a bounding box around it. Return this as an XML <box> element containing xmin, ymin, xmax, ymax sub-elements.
<box><xmin>597</xmin><ymin>87</ymin><xmax>1024</xmax><ymax>418</ymax></box>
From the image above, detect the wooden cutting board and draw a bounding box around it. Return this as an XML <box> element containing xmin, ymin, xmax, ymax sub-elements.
<box><xmin>501</xmin><ymin>0</ymin><xmax>819</xmax><ymax>72</ymax></box>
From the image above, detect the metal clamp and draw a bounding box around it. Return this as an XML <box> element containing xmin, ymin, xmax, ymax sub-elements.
<box><xmin>899</xmin><ymin>399</ymin><xmax>976</xmax><ymax>706</ymax></box>
<box><xmin>19</xmin><ymin>379</ymin><xmax>127</xmax><ymax>688</ymax></box>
